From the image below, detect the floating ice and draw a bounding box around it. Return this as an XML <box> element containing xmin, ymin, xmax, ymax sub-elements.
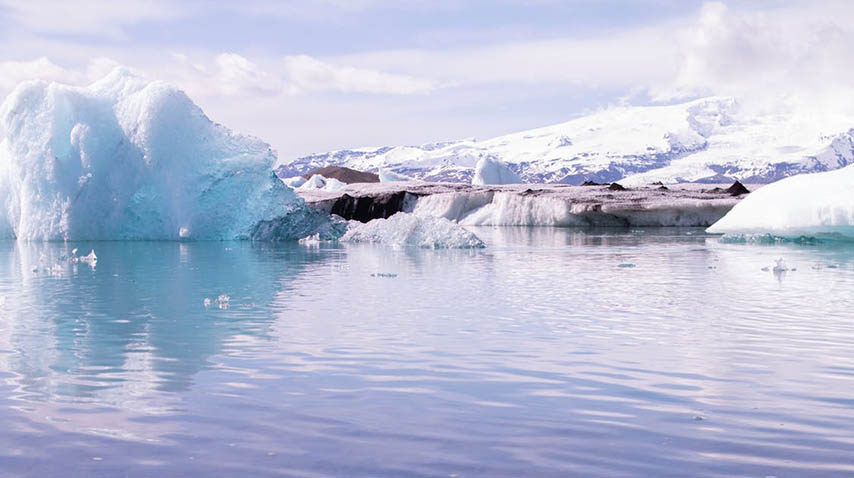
<box><xmin>341</xmin><ymin>213</ymin><xmax>485</xmax><ymax>249</ymax></box>
<box><xmin>203</xmin><ymin>294</ymin><xmax>230</xmax><ymax>309</ymax></box>
<box><xmin>708</xmin><ymin>165</ymin><xmax>854</xmax><ymax>240</ymax></box>
<box><xmin>471</xmin><ymin>156</ymin><xmax>521</xmax><ymax>185</ymax></box>
<box><xmin>0</xmin><ymin>68</ymin><xmax>307</xmax><ymax>240</ymax></box>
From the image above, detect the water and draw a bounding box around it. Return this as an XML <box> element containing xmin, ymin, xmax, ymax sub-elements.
<box><xmin>1</xmin><ymin>228</ymin><xmax>853</xmax><ymax>477</ymax></box>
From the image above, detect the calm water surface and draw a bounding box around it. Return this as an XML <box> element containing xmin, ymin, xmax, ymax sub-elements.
<box><xmin>0</xmin><ymin>228</ymin><xmax>853</xmax><ymax>477</ymax></box>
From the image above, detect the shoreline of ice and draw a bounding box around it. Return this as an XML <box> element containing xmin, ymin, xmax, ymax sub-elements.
<box><xmin>298</xmin><ymin>181</ymin><xmax>750</xmax><ymax>228</ymax></box>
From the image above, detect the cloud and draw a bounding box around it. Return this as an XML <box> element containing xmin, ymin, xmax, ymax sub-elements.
<box><xmin>652</xmin><ymin>1</ymin><xmax>854</xmax><ymax>105</ymax></box>
<box><xmin>0</xmin><ymin>57</ymin><xmax>78</xmax><ymax>90</ymax></box>
<box><xmin>282</xmin><ymin>55</ymin><xmax>437</xmax><ymax>95</ymax></box>
<box><xmin>0</xmin><ymin>0</ymin><xmax>185</xmax><ymax>38</ymax></box>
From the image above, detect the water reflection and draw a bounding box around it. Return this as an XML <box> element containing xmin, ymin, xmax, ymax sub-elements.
<box><xmin>0</xmin><ymin>232</ymin><xmax>852</xmax><ymax>477</ymax></box>
<box><xmin>0</xmin><ymin>242</ymin><xmax>327</xmax><ymax>404</ymax></box>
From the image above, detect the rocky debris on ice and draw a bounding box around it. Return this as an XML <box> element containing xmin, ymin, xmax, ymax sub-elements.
<box><xmin>707</xmin><ymin>164</ymin><xmax>854</xmax><ymax>240</ymax></box>
<box><xmin>0</xmin><ymin>68</ymin><xmax>313</xmax><ymax>241</ymax></box>
<box><xmin>340</xmin><ymin>213</ymin><xmax>485</xmax><ymax>249</ymax></box>
<box><xmin>329</xmin><ymin>191</ymin><xmax>417</xmax><ymax>223</ymax></box>
<box><xmin>297</xmin><ymin>181</ymin><xmax>747</xmax><ymax>227</ymax></box>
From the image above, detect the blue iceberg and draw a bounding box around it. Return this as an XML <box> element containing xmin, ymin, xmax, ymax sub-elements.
<box><xmin>0</xmin><ymin>68</ymin><xmax>312</xmax><ymax>241</ymax></box>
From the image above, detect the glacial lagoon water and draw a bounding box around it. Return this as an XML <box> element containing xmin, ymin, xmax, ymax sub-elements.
<box><xmin>0</xmin><ymin>228</ymin><xmax>853</xmax><ymax>477</ymax></box>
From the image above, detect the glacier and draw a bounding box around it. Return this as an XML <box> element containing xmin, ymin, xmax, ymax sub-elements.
<box><xmin>707</xmin><ymin>165</ymin><xmax>854</xmax><ymax>240</ymax></box>
<box><xmin>0</xmin><ymin>69</ymin><xmax>314</xmax><ymax>241</ymax></box>
<box><xmin>341</xmin><ymin>213</ymin><xmax>485</xmax><ymax>249</ymax></box>
<box><xmin>279</xmin><ymin>97</ymin><xmax>854</xmax><ymax>185</ymax></box>
<box><xmin>298</xmin><ymin>182</ymin><xmax>742</xmax><ymax>228</ymax></box>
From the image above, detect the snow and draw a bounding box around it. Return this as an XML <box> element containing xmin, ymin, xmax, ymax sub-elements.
<box><xmin>341</xmin><ymin>213</ymin><xmax>485</xmax><ymax>249</ymax></box>
<box><xmin>471</xmin><ymin>156</ymin><xmax>521</xmax><ymax>185</ymax></box>
<box><xmin>282</xmin><ymin>97</ymin><xmax>854</xmax><ymax>185</ymax></box>
<box><xmin>707</xmin><ymin>165</ymin><xmax>854</xmax><ymax>239</ymax></box>
<box><xmin>0</xmin><ymin>68</ymin><xmax>307</xmax><ymax>241</ymax></box>
<box><xmin>379</xmin><ymin>168</ymin><xmax>414</xmax><ymax>182</ymax></box>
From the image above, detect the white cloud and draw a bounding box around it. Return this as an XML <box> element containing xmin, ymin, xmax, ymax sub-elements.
<box><xmin>214</xmin><ymin>54</ymin><xmax>282</xmax><ymax>96</ymax></box>
<box><xmin>282</xmin><ymin>55</ymin><xmax>437</xmax><ymax>95</ymax></box>
<box><xmin>0</xmin><ymin>57</ymin><xmax>78</xmax><ymax>90</ymax></box>
<box><xmin>0</xmin><ymin>0</ymin><xmax>185</xmax><ymax>38</ymax></box>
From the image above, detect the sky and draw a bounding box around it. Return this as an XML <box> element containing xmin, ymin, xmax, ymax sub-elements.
<box><xmin>0</xmin><ymin>0</ymin><xmax>853</xmax><ymax>163</ymax></box>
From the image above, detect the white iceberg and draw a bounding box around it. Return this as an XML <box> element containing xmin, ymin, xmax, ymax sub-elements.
<box><xmin>707</xmin><ymin>165</ymin><xmax>854</xmax><ymax>239</ymax></box>
<box><xmin>341</xmin><ymin>213</ymin><xmax>485</xmax><ymax>249</ymax></box>
<box><xmin>0</xmin><ymin>68</ymin><xmax>308</xmax><ymax>241</ymax></box>
<box><xmin>297</xmin><ymin>174</ymin><xmax>346</xmax><ymax>192</ymax></box>
<box><xmin>471</xmin><ymin>156</ymin><xmax>521</xmax><ymax>186</ymax></box>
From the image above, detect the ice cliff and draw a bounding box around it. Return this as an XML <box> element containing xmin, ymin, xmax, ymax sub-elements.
<box><xmin>0</xmin><ymin>69</ymin><xmax>308</xmax><ymax>241</ymax></box>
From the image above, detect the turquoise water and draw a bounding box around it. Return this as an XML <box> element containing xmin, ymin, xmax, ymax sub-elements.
<box><xmin>1</xmin><ymin>228</ymin><xmax>853</xmax><ymax>477</ymax></box>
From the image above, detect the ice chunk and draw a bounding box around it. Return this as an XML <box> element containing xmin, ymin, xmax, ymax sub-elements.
<box><xmin>341</xmin><ymin>213</ymin><xmax>485</xmax><ymax>249</ymax></box>
<box><xmin>281</xmin><ymin>176</ymin><xmax>307</xmax><ymax>189</ymax></box>
<box><xmin>707</xmin><ymin>164</ymin><xmax>854</xmax><ymax>239</ymax></box>
<box><xmin>297</xmin><ymin>174</ymin><xmax>346</xmax><ymax>192</ymax></box>
<box><xmin>322</xmin><ymin>177</ymin><xmax>346</xmax><ymax>192</ymax></box>
<box><xmin>472</xmin><ymin>156</ymin><xmax>521</xmax><ymax>185</ymax></box>
<box><xmin>0</xmin><ymin>68</ymin><xmax>306</xmax><ymax>240</ymax></box>
<box><xmin>379</xmin><ymin>168</ymin><xmax>414</xmax><ymax>182</ymax></box>
<box><xmin>299</xmin><ymin>174</ymin><xmax>328</xmax><ymax>190</ymax></box>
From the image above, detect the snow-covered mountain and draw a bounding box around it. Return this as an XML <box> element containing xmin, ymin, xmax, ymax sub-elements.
<box><xmin>277</xmin><ymin>97</ymin><xmax>854</xmax><ymax>185</ymax></box>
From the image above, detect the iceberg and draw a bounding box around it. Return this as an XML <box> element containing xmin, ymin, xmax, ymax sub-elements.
<box><xmin>341</xmin><ymin>213</ymin><xmax>485</xmax><ymax>249</ymax></box>
<box><xmin>281</xmin><ymin>175</ymin><xmax>307</xmax><ymax>189</ymax></box>
<box><xmin>471</xmin><ymin>156</ymin><xmax>521</xmax><ymax>186</ymax></box>
<box><xmin>297</xmin><ymin>174</ymin><xmax>346</xmax><ymax>192</ymax></box>
<box><xmin>707</xmin><ymin>165</ymin><xmax>854</xmax><ymax>239</ymax></box>
<box><xmin>0</xmin><ymin>68</ymin><xmax>309</xmax><ymax>241</ymax></box>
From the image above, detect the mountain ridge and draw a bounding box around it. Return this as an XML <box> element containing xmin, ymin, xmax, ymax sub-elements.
<box><xmin>278</xmin><ymin>97</ymin><xmax>854</xmax><ymax>185</ymax></box>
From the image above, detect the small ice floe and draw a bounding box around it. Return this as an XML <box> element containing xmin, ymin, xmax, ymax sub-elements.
<box><xmin>204</xmin><ymin>295</ymin><xmax>231</xmax><ymax>309</ymax></box>
<box><xmin>772</xmin><ymin>258</ymin><xmax>788</xmax><ymax>274</ymax></box>
<box><xmin>371</xmin><ymin>273</ymin><xmax>398</xmax><ymax>278</ymax></box>
<box><xmin>617</xmin><ymin>263</ymin><xmax>636</xmax><ymax>268</ymax></box>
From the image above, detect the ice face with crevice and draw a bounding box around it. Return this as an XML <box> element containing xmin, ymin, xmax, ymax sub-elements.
<box><xmin>341</xmin><ymin>213</ymin><xmax>485</xmax><ymax>249</ymax></box>
<box><xmin>410</xmin><ymin>187</ymin><xmax>735</xmax><ymax>227</ymax></box>
<box><xmin>707</xmin><ymin>165</ymin><xmax>854</xmax><ymax>239</ymax></box>
<box><xmin>0</xmin><ymin>68</ymin><xmax>305</xmax><ymax>240</ymax></box>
